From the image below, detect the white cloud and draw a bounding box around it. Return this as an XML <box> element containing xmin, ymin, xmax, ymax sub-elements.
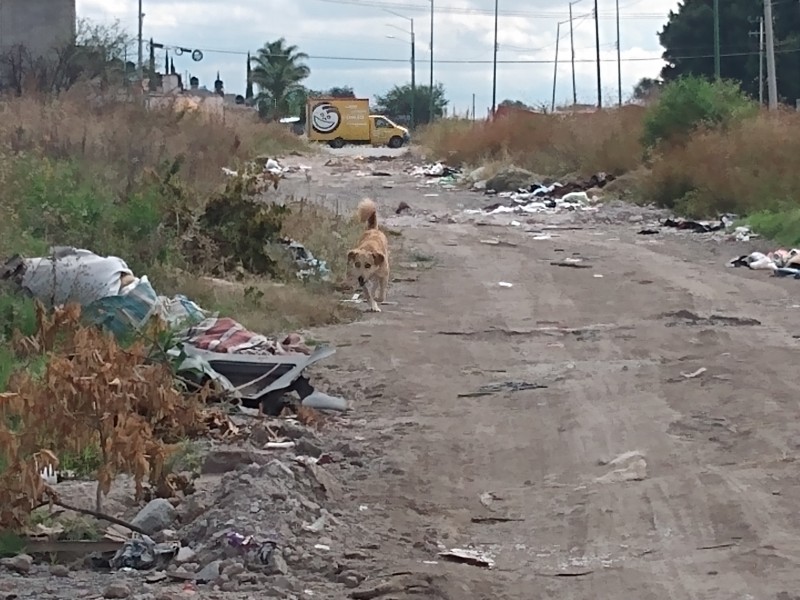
<box><xmin>76</xmin><ymin>0</ymin><xmax>678</xmax><ymax>110</ymax></box>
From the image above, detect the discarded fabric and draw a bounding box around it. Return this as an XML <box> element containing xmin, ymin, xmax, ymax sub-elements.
<box><xmin>109</xmin><ymin>534</ymin><xmax>178</xmax><ymax>570</ymax></box>
<box><xmin>179</xmin><ymin>317</ymin><xmax>311</xmax><ymax>355</ymax></box>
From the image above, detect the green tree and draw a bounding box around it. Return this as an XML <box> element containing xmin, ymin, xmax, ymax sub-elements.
<box><xmin>641</xmin><ymin>76</ymin><xmax>755</xmax><ymax>148</ymax></box>
<box><xmin>326</xmin><ymin>85</ymin><xmax>355</xmax><ymax>98</ymax></box>
<box><xmin>373</xmin><ymin>83</ymin><xmax>447</xmax><ymax>124</ymax></box>
<box><xmin>245</xmin><ymin>52</ymin><xmax>253</xmax><ymax>101</ymax></box>
<box><xmin>632</xmin><ymin>77</ymin><xmax>662</xmax><ymax>101</ymax></box>
<box><xmin>658</xmin><ymin>0</ymin><xmax>800</xmax><ymax>103</ymax></box>
<box><xmin>250</xmin><ymin>38</ymin><xmax>310</xmax><ymax>118</ymax></box>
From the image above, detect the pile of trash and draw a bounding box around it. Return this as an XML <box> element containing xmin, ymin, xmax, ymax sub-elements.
<box><xmin>459</xmin><ymin>171</ymin><xmax>613</xmax><ymax>216</ymax></box>
<box><xmin>637</xmin><ymin>216</ymin><xmax>754</xmax><ymax>242</ymax></box>
<box><xmin>0</xmin><ymin>247</ymin><xmax>346</xmax><ymax>414</ymax></box>
<box><xmin>406</xmin><ymin>162</ymin><xmax>462</xmax><ymax>188</ymax></box>
<box><xmin>222</xmin><ymin>156</ymin><xmax>285</xmax><ymax>180</ymax></box>
<box><xmin>729</xmin><ymin>247</ymin><xmax>800</xmax><ymax>277</ymax></box>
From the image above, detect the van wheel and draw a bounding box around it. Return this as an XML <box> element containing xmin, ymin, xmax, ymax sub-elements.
<box><xmin>329</xmin><ymin>138</ymin><xmax>345</xmax><ymax>149</ymax></box>
<box><xmin>388</xmin><ymin>136</ymin><xmax>404</xmax><ymax>148</ymax></box>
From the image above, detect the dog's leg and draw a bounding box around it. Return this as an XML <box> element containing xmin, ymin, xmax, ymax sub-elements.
<box><xmin>361</xmin><ymin>282</ymin><xmax>381</xmax><ymax>312</ymax></box>
<box><xmin>377</xmin><ymin>275</ymin><xmax>388</xmax><ymax>303</ymax></box>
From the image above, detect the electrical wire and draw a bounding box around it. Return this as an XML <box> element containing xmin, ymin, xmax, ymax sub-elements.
<box><xmin>156</xmin><ymin>41</ymin><xmax>800</xmax><ymax>64</ymax></box>
<box><xmin>314</xmin><ymin>0</ymin><xmax>666</xmax><ymax>19</ymax></box>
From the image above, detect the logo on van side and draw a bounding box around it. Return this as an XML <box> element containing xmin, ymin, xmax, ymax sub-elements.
<box><xmin>310</xmin><ymin>102</ymin><xmax>341</xmax><ymax>134</ymax></box>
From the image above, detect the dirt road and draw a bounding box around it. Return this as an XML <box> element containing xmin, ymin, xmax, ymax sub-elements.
<box><xmin>298</xmin><ymin>152</ymin><xmax>800</xmax><ymax>599</ymax></box>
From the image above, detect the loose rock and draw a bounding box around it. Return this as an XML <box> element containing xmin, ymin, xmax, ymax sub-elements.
<box><xmin>49</xmin><ymin>564</ymin><xmax>69</xmax><ymax>577</ymax></box>
<box><xmin>131</xmin><ymin>498</ymin><xmax>178</xmax><ymax>534</ymax></box>
<box><xmin>1</xmin><ymin>553</ymin><xmax>33</xmax><ymax>574</ymax></box>
<box><xmin>103</xmin><ymin>581</ymin><xmax>132</xmax><ymax>599</ymax></box>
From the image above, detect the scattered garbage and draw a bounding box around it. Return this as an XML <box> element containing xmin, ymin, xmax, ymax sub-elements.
<box><xmin>396</xmin><ymin>201</ymin><xmax>412</xmax><ymax>214</ymax></box>
<box><xmin>458</xmin><ymin>380</ymin><xmax>547</xmax><ymax>398</ymax></box>
<box><xmin>662</xmin><ymin>216</ymin><xmax>734</xmax><ymax>233</ymax></box>
<box><xmin>113</xmin><ymin>536</ymin><xmax>178</xmax><ymax>570</ymax></box>
<box><xmin>680</xmin><ymin>367</ymin><xmax>707</xmax><ymax>379</ymax></box>
<box><xmin>408</xmin><ymin>162</ymin><xmax>461</xmax><ymax>178</ymax></box>
<box><xmin>279</xmin><ymin>239</ymin><xmax>332</xmax><ymax>281</ymax></box>
<box><xmin>438</xmin><ymin>547</ymin><xmax>495</xmax><ymax>569</ymax></box>
<box><xmin>729</xmin><ymin>248</ymin><xmax>800</xmax><ymax>276</ymax></box>
<box><xmin>464</xmin><ymin>173</ymin><xmax>610</xmax><ymax>216</ymax></box>
<box><xmin>226</xmin><ymin>531</ymin><xmax>279</xmax><ymax>565</ymax></box>
<box><xmin>596</xmin><ymin>450</ymin><xmax>647</xmax><ymax>483</ymax></box>
<box><xmin>0</xmin><ymin>247</ymin><xmax>343</xmax><ymax>415</ymax></box>
<box><xmin>497</xmin><ymin>281</ymin><xmax>514</xmax><ymax>288</ymax></box>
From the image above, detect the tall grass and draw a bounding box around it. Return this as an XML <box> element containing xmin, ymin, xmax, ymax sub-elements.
<box><xmin>419</xmin><ymin>106</ymin><xmax>645</xmax><ymax>176</ymax></box>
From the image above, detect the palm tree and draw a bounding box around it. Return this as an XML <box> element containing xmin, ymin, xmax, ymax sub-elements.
<box><xmin>250</xmin><ymin>39</ymin><xmax>310</xmax><ymax>118</ymax></box>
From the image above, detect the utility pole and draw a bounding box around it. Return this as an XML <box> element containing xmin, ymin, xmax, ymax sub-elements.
<box><xmin>491</xmin><ymin>0</ymin><xmax>499</xmax><ymax>114</ymax></box>
<box><xmin>569</xmin><ymin>1</ymin><xmax>578</xmax><ymax>105</ymax></box>
<box><xmin>615</xmin><ymin>0</ymin><xmax>622</xmax><ymax>105</ymax></box>
<box><xmin>385</xmin><ymin>11</ymin><xmax>416</xmax><ymax>128</ymax></box>
<box><xmin>410</xmin><ymin>19</ymin><xmax>416</xmax><ymax>128</ymax></box>
<box><xmin>764</xmin><ymin>0</ymin><xmax>777</xmax><ymax>109</ymax></box>
<box><xmin>749</xmin><ymin>17</ymin><xmax>764</xmax><ymax>105</ymax></box>
<box><xmin>759</xmin><ymin>16</ymin><xmax>764</xmax><ymax>105</ymax></box>
<box><xmin>551</xmin><ymin>22</ymin><xmax>561</xmax><ymax>112</ymax></box>
<box><xmin>593</xmin><ymin>0</ymin><xmax>601</xmax><ymax>107</ymax></box>
<box><xmin>472</xmin><ymin>93</ymin><xmax>476</xmax><ymax>120</ymax></box>
<box><xmin>429</xmin><ymin>0</ymin><xmax>435</xmax><ymax>123</ymax></box>
<box><xmin>137</xmin><ymin>0</ymin><xmax>144</xmax><ymax>80</ymax></box>
<box><xmin>713</xmin><ymin>0</ymin><xmax>720</xmax><ymax>79</ymax></box>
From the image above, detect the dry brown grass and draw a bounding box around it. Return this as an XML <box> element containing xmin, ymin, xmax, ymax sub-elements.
<box><xmin>420</xmin><ymin>106</ymin><xmax>645</xmax><ymax>177</ymax></box>
<box><xmin>0</xmin><ymin>85</ymin><xmax>304</xmax><ymax>199</ymax></box>
<box><xmin>0</xmin><ymin>86</ymin><xmax>360</xmax><ymax>338</ymax></box>
<box><xmin>154</xmin><ymin>272</ymin><xmax>358</xmax><ymax>334</ymax></box>
<box><xmin>642</xmin><ymin>110</ymin><xmax>800</xmax><ymax>217</ymax></box>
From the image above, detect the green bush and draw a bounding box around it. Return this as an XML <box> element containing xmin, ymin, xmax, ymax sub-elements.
<box><xmin>641</xmin><ymin>76</ymin><xmax>756</xmax><ymax>149</ymax></box>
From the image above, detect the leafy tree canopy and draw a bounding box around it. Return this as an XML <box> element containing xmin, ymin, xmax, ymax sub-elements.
<box><xmin>250</xmin><ymin>38</ymin><xmax>310</xmax><ymax>118</ymax></box>
<box><xmin>373</xmin><ymin>83</ymin><xmax>448</xmax><ymax>125</ymax></box>
<box><xmin>659</xmin><ymin>0</ymin><xmax>800</xmax><ymax>103</ymax></box>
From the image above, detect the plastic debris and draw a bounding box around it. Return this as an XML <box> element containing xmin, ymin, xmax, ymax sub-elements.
<box><xmin>438</xmin><ymin>548</ymin><xmax>495</xmax><ymax>569</ymax></box>
<box><xmin>109</xmin><ymin>534</ymin><xmax>179</xmax><ymax>570</ymax></box>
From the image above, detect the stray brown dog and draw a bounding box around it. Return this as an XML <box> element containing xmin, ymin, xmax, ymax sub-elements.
<box><xmin>348</xmin><ymin>199</ymin><xmax>389</xmax><ymax>312</ymax></box>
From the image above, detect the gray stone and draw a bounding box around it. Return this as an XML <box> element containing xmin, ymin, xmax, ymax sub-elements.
<box><xmin>222</xmin><ymin>562</ymin><xmax>245</xmax><ymax>577</ymax></box>
<box><xmin>131</xmin><ymin>499</ymin><xmax>177</xmax><ymax>534</ymax></box>
<box><xmin>175</xmin><ymin>547</ymin><xmax>196</xmax><ymax>564</ymax></box>
<box><xmin>49</xmin><ymin>564</ymin><xmax>69</xmax><ymax>577</ymax></box>
<box><xmin>1</xmin><ymin>553</ymin><xmax>32</xmax><ymax>574</ymax></box>
<box><xmin>194</xmin><ymin>560</ymin><xmax>222</xmax><ymax>583</ymax></box>
<box><xmin>269</xmin><ymin>553</ymin><xmax>289</xmax><ymax>575</ymax></box>
<box><xmin>103</xmin><ymin>581</ymin><xmax>132</xmax><ymax>599</ymax></box>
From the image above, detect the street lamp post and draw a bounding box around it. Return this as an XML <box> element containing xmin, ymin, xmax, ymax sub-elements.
<box><xmin>385</xmin><ymin>17</ymin><xmax>416</xmax><ymax>128</ymax></box>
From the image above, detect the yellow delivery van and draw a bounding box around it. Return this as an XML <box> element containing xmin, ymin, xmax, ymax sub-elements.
<box><xmin>306</xmin><ymin>97</ymin><xmax>410</xmax><ymax>149</ymax></box>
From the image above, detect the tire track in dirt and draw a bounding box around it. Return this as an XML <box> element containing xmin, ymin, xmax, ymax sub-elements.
<box><xmin>314</xmin><ymin>209</ymin><xmax>800</xmax><ymax>599</ymax></box>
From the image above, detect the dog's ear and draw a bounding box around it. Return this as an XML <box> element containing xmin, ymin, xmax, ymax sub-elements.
<box><xmin>347</xmin><ymin>250</ymin><xmax>358</xmax><ymax>262</ymax></box>
<box><xmin>372</xmin><ymin>252</ymin><xmax>386</xmax><ymax>265</ymax></box>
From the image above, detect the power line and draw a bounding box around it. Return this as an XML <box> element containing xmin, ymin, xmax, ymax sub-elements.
<box><xmin>160</xmin><ymin>42</ymin><xmax>800</xmax><ymax>64</ymax></box>
<box><xmin>315</xmin><ymin>0</ymin><xmax>665</xmax><ymax>19</ymax></box>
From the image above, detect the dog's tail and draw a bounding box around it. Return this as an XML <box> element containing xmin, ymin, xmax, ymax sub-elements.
<box><xmin>357</xmin><ymin>198</ymin><xmax>378</xmax><ymax>230</ymax></box>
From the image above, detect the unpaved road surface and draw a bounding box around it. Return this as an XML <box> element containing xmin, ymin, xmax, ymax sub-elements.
<box><xmin>6</xmin><ymin>152</ymin><xmax>800</xmax><ymax>599</ymax></box>
<box><xmin>297</xmin><ymin>154</ymin><xmax>800</xmax><ymax>599</ymax></box>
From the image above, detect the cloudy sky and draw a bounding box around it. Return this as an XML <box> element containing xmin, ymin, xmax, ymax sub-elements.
<box><xmin>77</xmin><ymin>0</ymin><xmax>679</xmax><ymax>114</ymax></box>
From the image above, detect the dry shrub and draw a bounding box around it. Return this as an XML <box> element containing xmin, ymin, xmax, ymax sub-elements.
<box><xmin>420</xmin><ymin>106</ymin><xmax>645</xmax><ymax>177</ymax></box>
<box><xmin>0</xmin><ymin>302</ymin><xmax>208</xmax><ymax>528</ymax></box>
<box><xmin>0</xmin><ymin>86</ymin><xmax>303</xmax><ymax>192</ymax></box>
<box><xmin>643</xmin><ymin>110</ymin><xmax>800</xmax><ymax>217</ymax></box>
